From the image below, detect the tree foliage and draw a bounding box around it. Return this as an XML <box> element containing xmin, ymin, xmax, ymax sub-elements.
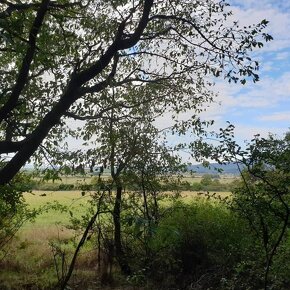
<box><xmin>0</xmin><ymin>0</ymin><xmax>272</xmax><ymax>185</ymax></box>
<box><xmin>0</xmin><ymin>172</ymin><xmax>37</xmax><ymax>255</ymax></box>
<box><xmin>209</xmin><ymin>130</ymin><xmax>290</xmax><ymax>289</ymax></box>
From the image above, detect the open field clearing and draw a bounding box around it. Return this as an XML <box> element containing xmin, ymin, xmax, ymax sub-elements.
<box><xmin>1</xmin><ymin>191</ymin><xmax>97</xmax><ymax>289</ymax></box>
<box><xmin>24</xmin><ymin>190</ymin><xmax>89</xmax><ymax>208</ymax></box>
<box><xmin>180</xmin><ymin>190</ymin><xmax>231</xmax><ymax>200</ymax></box>
<box><xmin>32</xmin><ymin>174</ymin><xmax>239</xmax><ymax>185</ymax></box>
<box><xmin>23</xmin><ymin>190</ymin><xmax>91</xmax><ymax>228</ymax></box>
<box><xmin>22</xmin><ymin>189</ymin><xmax>232</xmax><ymax>227</ymax></box>
<box><xmin>22</xmin><ymin>189</ymin><xmax>232</xmax><ymax>228</ymax></box>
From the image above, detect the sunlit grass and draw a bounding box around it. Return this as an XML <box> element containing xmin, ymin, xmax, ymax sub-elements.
<box><xmin>22</xmin><ymin>190</ymin><xmax>91</xmax><ymax>228</ymax></box>
<box><xmin>22</xmin><ymin>189</ymin><xmax>232</xmax><ymax>228</ymax></box>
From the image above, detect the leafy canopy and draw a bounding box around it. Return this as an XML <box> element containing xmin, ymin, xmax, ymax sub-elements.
<box><xmin>0</xmin><ymin>0</ymin><xmax>272</xmax><ymax>184</ymax></box>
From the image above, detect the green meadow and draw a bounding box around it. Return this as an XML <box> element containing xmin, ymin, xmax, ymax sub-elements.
<box><xmin>23</xmin><ymin>190</ymin><xmax>91</xmax><ymax>228</ymax></box>
<box><xmin>0</xmin><ymin>176</ymin><xmax>239</xmax><ymax>289</ymax></box>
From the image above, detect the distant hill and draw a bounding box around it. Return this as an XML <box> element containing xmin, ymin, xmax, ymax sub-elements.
<box><xmin>23</xmin><ymin>162</ymin><xmax>243</xmax><ymax>176</ymax></box>
<box><xmin>187</xmin><ymin>162</ymin><xmax>244</xmax><ymax>175</ymax></box>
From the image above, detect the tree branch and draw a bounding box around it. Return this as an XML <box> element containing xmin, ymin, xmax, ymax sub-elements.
<box><xmin>0</xmin><ymin>140</ymin><xmax>27</xmax><ymax>154</ymax></box>
<box><xmin>75</xmin><ymin>0</ymin><xmax>154</xmax><ymax>85</ymax></box>
<box><xmin>149</xmin><ymin>14</ymin><xmax>223</xmax><ymax>52</ymax></box>
<box><xmin>0</xmin><ymin>0</ymin><xmax>154</xmax><ymax>185</ymax></box>
<box><xmin>81</xmin><ymin>53</ymin><xmax>119</xmax><ymax>94</ymax></box>
<box><xmin>0</xmin><ymin>0</ymin><xmax>50</xmax><ymax>122</ymax></box>
<box><xmin>0</xmin><ymin>0</ymin><xmax>84</xmax><ymax>19</ymax></box>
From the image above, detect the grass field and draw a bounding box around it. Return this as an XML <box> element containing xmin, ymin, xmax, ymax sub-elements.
<box><xmin>19</xmin><ymin>188</ymin><xmax>231</xmax><ymax>246</ymax></box>
<box><xmin>0</xmin><ymin>187</ymin><xmax>232</xmax><ymax>289</ymax></box>
<box><xmin>23</xmin><ymin>190</ymin><xmax>91</xmax><ymax>228</ymax></box>
<box><xmin>22</xmin><ymin>188</ymin><xmax>232</xmax><ymax>228</ymax></box>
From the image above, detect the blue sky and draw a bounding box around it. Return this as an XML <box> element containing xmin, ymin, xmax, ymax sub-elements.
<box><xmin>206</xmin><ymin>0</ymin><xmax>290</xmax><ymax>141</ymax></box>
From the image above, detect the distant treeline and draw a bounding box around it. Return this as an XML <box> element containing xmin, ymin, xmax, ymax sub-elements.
<box><xmin>29</xmin><ymin>174</ymin><xmax>236</xmax><ymax>192</ymax></box>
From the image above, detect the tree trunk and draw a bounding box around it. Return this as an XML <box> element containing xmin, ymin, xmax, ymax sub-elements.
<box><xmin>113</xmin><ymin>184</ymin><xmax>131</xmax><ymax>275</ymax></box>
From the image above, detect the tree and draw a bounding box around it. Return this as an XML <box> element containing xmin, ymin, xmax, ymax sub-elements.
<box><xmin>0</xmin><ymin>0</ymin><xmax>272</xmax><ymax>185</ymax></box>
<box><xmin>90</xmin><ymin>90</ymin><xmax>185</xmax><ymax>275</ymax></box>
<box><xmin>235</xmin><ymin>134</ymin><xmax>290</xmax><ymax>290</ymax></box>
<box><xmin>57</xmin><ymin>98</ymin><xmax>186</xmax><ymax>287</ymax></box>
<box><xmin>211</xmin><ymin>130</ymin><xmax>290</xmax><ymax>289</ymax></box>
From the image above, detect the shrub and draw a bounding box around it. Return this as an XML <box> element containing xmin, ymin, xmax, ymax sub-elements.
<box><xmin>58</xmin><ymin>183</ymin><xmax>74</xmax><ymax>190</ymax></box>
<box><xmin>129</xmin><ymin>200</ymin><xmax>252</xmax><ymax>289</ymax></box>
<box><xmin>0</xmin><ymin>172</ymin><xmax>38</xmax><ymax>254</ymax></box>
<box><xmin>191</xmin><ymin>182</ymin><xmax>203</xmax><ymax>191</ymax></box>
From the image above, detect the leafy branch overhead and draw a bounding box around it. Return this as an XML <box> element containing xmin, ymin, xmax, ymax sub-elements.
<box><xmin>0</xmin><ymin>0</ymin><xmax>272</xmax><ymax>184</ymax></box>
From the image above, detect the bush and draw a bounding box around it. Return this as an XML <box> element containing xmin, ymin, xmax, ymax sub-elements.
<box><xmin>128</xmin><ymin>200</ymin><xmax>252</xmax><ymax>289</ymax></box>
<box><xmin>33</xmin><ymin>182</ymin><xmax>61</xmax><ymax>191</ymax></box>
<box><xmin>191</xmin><ymin>182</ymin><xmax>203</xmax><ymax>191</ymax></box>
<box><xmin>0</xmin><ymin>172</ymin><xmax>38</xmax><ymax>254</ymax></box>
<box><xmin>191</xmin><ymin>176</ymin><xmax>230</xmax><ymax>192</ymax></box>
<box><xmin>58</xmin><ymin>183</ymin><xmax>74</xmax><ymax>190</ymax></box>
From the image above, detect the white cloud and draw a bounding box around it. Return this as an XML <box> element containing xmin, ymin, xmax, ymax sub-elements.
<box><xmin>150</xmin><ymin>0</ymin><xmax>290</xmax><ymax>144</ymax></box>
<box><xmin>261</xmin><ymin>61</ymin><xmax>274</xmax><ymax>72</ymax></box>
<box><xmin>175</xmin><ymin>1</ymin><xmax>290</xmax><ymax>145</ymax></box>
<box><xmin>191</xmin><ymin>69</ymin><xmax>290</xmax><ymax>143</ymax></box>
<box><xmin>258</xmin><ymin>111</ymin><xmax>290</xmax><ymax>122</ymax></box>
<box><xmin>233</xmin><ymin>123</ymin><xmax>287</xmax><ymax>140</ymax></box>
<box><xmin>228</xmin><ymin>3</ymin><xmax>290</xmax><ymax>52</ymax></box>
<box><xmin>275</xmin><ymin>51</ymin><xmax>290</xmax><ymax>60</ymax></box>
<box><xmin>229</xmin><ymin>0</ymin><xmax>290</xmax><ymax>11</ymax></box>
<box><xmin>212</xmin><ymin>71</ymin><xmax>290</xmax><ymax>110</ymax></box>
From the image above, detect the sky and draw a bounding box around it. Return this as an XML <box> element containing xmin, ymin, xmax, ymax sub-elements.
<box><xmin>205</xmin><ymin>0</ymin><xmax>290</xmax><ymax>142</ymax></box>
